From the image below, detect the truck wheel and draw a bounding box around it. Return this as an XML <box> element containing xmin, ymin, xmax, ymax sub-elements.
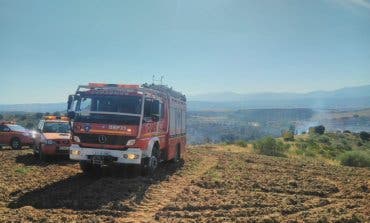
<box><xmin>10</xmin><ymin>138</ymin><xmax>22</xmax><ymax>150</ymax></box>
<box><xmin>32</xmin><ymin>144</ymin><xmax>40</xmax><ymax>158</ymax></box>
<box><xmin>172</xmin><ymin>144</ymin><xmax>181</xmax><ymax>163</ymax></box>
<box><xmin>142</xmin><ymin>146</ymin><xmax>159</xmax><ymax>176</ymax></box>
<box><xmin>39</xmin><ymin>149</ymin><xmax>49</xmax><ymax>162</ymax></box>
<box><xmin>80</xmin><ymin>161</ymin><xmax>94</xmax><ymax>175</ymax></box>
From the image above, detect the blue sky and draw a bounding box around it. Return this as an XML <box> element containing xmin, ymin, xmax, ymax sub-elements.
<box><xmin>0</xmin><ymin>0</ymin><xmax>369</xmax><ymax>104</ymax></box>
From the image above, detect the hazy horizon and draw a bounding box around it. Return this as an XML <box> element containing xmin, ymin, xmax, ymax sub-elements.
<box><xmin>1</xmin><ymin>0</ymin><xmax>370</xmax><ymax>104</ymax></box>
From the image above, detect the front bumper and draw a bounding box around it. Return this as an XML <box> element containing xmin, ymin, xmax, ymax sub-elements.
<box><xmin>22</xmin><ymin>137</ymin><xmax>35</xmax><ymax>146</ymax></box>
<box><xmin>42</xmin><ymin>144</ymin><xmax>70</xmax><ymax>155</ymax></box>
<box><xmin>69</xmin><ymin>144</ymin><xmax>142</xmax><ymax>165</ymax></box>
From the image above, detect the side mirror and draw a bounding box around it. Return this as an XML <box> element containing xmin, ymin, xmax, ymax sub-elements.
<box><xmin>151</xmin><ymin>114</ymin><xmax>159</xmax><ymax>122</ymax></box>
<box><xmin>67</xmin><ymin>111</ymin><xmax>76</xmax><ymax>119</ymax></box>
<box><xmin>67</xmin><ymin>95</ymin><xmax>74</xmax><ymax>110</ymax></box>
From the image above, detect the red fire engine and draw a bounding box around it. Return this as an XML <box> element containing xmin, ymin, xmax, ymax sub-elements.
<box><xmin>67</xmin><ymin>83</ymin><xmax>186</xmax><ymax>175</ymax></box>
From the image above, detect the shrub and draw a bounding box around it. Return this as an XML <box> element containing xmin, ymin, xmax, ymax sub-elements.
<box><xmin>359</xmin><ymin>131</ymin><xmax>370</xmax><ymax>141</ymax></box>
<box><xmin>338</xmin><ymin>151</ymin><xmax>370</xmax><ymax>167</ymax></box>
<box><xmin>282</xmin><ymin>131</ymin><xmax>294</xmax><ymax>141</ymax></box>
<box><xmin>235</xmin><ymin>140</ymin><xmax>248</xmax><ymax>148</ymax></box>
<box><xmin>253</xmin><ymin>137</ymin><xmax>289</xmax><ymax>157</ymax></box>
<box><xmin>317</xmin><ymin>135</ymin><xmax>330</xmax><ymax>145</ymax></box>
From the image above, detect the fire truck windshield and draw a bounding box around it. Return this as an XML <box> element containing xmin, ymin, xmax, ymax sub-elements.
<box><xmin>73</xmin><ymin>95</ymin><xmax>142</xmax><ymax>125</ymax></box>
<box><xmin>76</xmin><ymin>95</ymin><xmax>142</xmax><ymax>115</ymax></box>
<box><xmin>43</xmin><ymin>122</ymin><xmax>70</xmax><ymax>133</ymax></box>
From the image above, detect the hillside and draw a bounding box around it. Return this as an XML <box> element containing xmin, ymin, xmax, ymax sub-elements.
<box><xmin>0</xmin><ymin>145</ymin><xmax>369</xmax><ymax>222</ymax></box>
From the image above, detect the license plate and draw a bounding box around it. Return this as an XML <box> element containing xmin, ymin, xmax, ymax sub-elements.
<box><xmin>92</xmin><ymin>156</ymin><xmax>103</xmax><ymax>165</ymax></box>
<box><xmin>59</xmin><ymin>146</ymin><xmax>69</xmax><ymax>150</ymax></box>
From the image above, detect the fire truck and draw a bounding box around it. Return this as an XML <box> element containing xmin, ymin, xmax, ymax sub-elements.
<box><xmin>67</xmin><ymin>83</ymin><xmax>186</xmax><ymax>175</ymax></box>
<box><xmin>0</xmin><ymin>121</ymin><xmax>34</xmax><ymax>149</ymax></box>
<box><xmin>33</xmin><ymin>116</ymin><xmax>72</xmax><ymax>160</ymax></box>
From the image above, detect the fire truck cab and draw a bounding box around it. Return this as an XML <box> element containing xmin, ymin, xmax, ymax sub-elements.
<box><xmin>33</xmin><ymin>116</ymin><xmax>72</xmax><ymax>160</ymax></box>
<box><xmin>67</xmin><ymin>83</ymin><xmax>186</xmax><ymax>175</ymax></box>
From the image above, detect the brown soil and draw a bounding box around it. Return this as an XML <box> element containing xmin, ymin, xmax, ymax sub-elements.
<box><xmin>0</xmin><ymin>146</ymin><xmax>369</xmax><ymax>222</ymax></box>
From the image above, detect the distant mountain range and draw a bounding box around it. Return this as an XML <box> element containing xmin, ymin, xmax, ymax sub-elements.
<box><xmin>1</xmin><ymin>85</ymin><xmax>370</xmax><ymax>112</ymax></box>
<box><xmin>188</xmin><ymin>85</ymin><xmax>370</xmax><ymax>110</ymax></box>
<box><xmin>188</xmin><ymin>85</ymin><xmax>370</xmax><ymax>101</ymax></box>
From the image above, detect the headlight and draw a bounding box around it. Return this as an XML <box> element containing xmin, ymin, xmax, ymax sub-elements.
<box><xmin>23</xmin><ymin>132</ymin><xmax>32</xmax><ymax>137</ymax></box>
<box><xmin>123</xmin><ymin>153</ymin><xmax>139</xmax><ymax>159</ymax></box>
<box><xmin>31</xmin><ymin>131</ymin><xmax>37</xmax><ymax>139</ymax></box>
<box><xmin>46</xmin><ymin>140</ymin><xmax>54</xmax><ymax>145</ymax></box>
<box><xmin>126</xmin><ymin>139</ymin><xmax>136</xmax><ymax>146</ymax></box>
<box><xmin>73</xmin><ymin>136</ymin><xmax>81</xmax><ymax>143</ymax></box>
<box><xmin>70</xmin><ymin>150</ymin><xmax>81</xmax><ymax>155</ymax></box>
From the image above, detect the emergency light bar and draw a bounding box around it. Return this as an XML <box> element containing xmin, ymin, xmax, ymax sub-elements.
<box><xmin>44</xmin><ymin>116</ymin><xmax>69</xmax><ymax>121</ymax></box>
<box><xmin>0</xmin><ymin>121</ymin><xmax>16</xmax><ymax>125</ymax></box>
<box><xmin>88</xmin><ymin>83</ymin><xmax>140</xmax><ymax>89</ymax></box>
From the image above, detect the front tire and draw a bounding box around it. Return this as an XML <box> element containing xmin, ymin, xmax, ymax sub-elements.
<box><xmin>80</xmin><ymin>161</ymin><xmax>94</xmax><ymax>175</ymax></box>
<box><xmin>32</xmin><ymin>144</ymin><xmax>40</xmax><ymax>158</ymax></box>
<box><xmin>142</xmin><ymin>146</ymin><xmax>160</xmax><ymax>176</ymax></box>
<box><xmin>39</xmin><ymin>149</ymin><xmax>49</xmax><ymax>162</ymax></box>
<box><xmin>10</xmin><ymin>138</ymin><xmax>21</xmax><ymax>150</ymax></box>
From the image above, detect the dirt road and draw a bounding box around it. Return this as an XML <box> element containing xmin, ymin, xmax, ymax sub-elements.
<box><xmin>0</xmin><ymin>145</ymin><xmax>369</xmax><ymax>222</ymax></box>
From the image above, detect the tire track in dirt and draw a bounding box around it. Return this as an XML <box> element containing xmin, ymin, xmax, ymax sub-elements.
<box><xmin>119</xmin><ymin>155</ymin><xmax>218</xmax><ymax>223</ymax></box>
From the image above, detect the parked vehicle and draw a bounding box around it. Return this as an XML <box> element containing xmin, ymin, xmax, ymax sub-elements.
<box><xmin>67</xmin><ymin>83</ymin><xmax>186</xmax><ymax>175</ymax></box>
<box><xmin>0</xmin><ymin>122</ymin><xmax>34</xmax><ymax>149</ymax></box>
<box><xmin>33</xmin><ymin>116</ymin><xmax>72</xmax><ymax>160</ymax></box>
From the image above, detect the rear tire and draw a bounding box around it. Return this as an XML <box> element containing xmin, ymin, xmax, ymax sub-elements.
<box><xmin>172</xmin><ymin>144</ymin><xmax>181</xmax><ymax>163</ymax></box>
<box><xmin>10</xmin><ymin>138</ymin><xmax>21</xmax><ymax>150</ymax></box>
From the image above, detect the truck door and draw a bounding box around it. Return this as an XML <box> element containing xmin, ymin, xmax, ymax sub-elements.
<box><xmin>158</xmin><ymin>101</ymin><xmax>166</xmax><ymax>133</ymax></box>
<box><xmin>143</xmin><ymin>98</ymin><xmax>160</xmax><ymax>134</ymax></box>
<box><xmin>0</xmin><ymin>125</ymin><xmax>12</xmax><ymax>144</ymax></box>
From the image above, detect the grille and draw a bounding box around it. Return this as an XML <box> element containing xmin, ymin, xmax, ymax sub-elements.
<box><xmin>54</xmin><ymin>140</ymin><xmax>71</xmax><ymax>146</ymax></box>
<box><xmin>78</xmin><ymin>134</ymin><xmax>133</xmax><ymax>146</ymax></box>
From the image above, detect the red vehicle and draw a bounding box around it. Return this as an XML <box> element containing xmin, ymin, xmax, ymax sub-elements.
<box><xmin>67</xmin><ymin>83</ymin><xmax>186</xmax><ymax>175</ymax></box>
<box><xmin>0</xmin><ymin>122</ymin><xmax>34</xmax><ymax>149</ymax></box>
<box><xmin>33</xmin><ymin>116</ymin><xmax>72</xmax><ymax>160</ymax></box>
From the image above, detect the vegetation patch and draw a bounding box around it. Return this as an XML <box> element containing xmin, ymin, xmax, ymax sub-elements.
<box><xmin>253</xmin><ymin>137</ymin><xmax>289</xmax><ymax>157</ymax></box>
<box><xmin>15</xmin><ymin>166</ymin><xmax>32</xmax><ymax>175</ymax></box>
<box><xmin>338</xmin><ymin>151</ymin><xmax>370</xmax><ymax>167</ymax></box>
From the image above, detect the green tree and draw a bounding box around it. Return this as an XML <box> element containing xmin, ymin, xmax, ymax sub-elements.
<box><xmin>34</xmin><ymin>113</ymin><xmax>43</xmax><ymax>119</ymax></box>
<box><xmin>359</xmin><ymin>131</ymin><xmax>370</xmax><ymax>141</ymax></box>
<box><xmin>309</xmin><ymin>125</ymin><xmax>325</xmax><ymax>135</ymax></box>
<box><xmin>282</xmin><ymin>131</ymin><xmax>294</xmax><ymax>141</ymax></box>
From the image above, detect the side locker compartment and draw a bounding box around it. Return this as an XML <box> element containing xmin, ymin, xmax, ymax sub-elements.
<box><xmin>168</xmin><ymin>97</ymin><xmax>177</xmax><ymax>160</ymax></box>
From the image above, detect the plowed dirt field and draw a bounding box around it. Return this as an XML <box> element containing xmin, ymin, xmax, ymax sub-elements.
<box><xmin>0</xmin><ymin>145</ymin><xmax>369</xmax><ymax>222</ymax></box>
